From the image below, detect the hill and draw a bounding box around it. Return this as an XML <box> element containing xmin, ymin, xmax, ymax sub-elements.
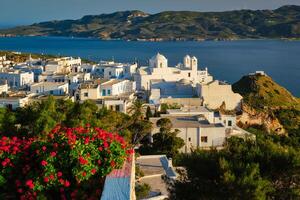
<box><xmin>233</xmin><ymin>73</ymin><xmax>300</xmax><ymax>134</ymax></box>
<box><xmin>1</xmin><ymin>5</ymin><xmax>300</xmax><ymax>40</ymax></box>
<box><xmin>233</xmin><ymin>73</ymin><xmax>300</xmax><ymax>110</ymax></box>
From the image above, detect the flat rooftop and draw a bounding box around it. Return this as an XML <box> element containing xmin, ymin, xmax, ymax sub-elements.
<box><xmin>101</xmin><ymin>79</ymin><xmax>126</xmax><ymax>86</ymax></box>
<box><xmin>150</xmin><ymin>116</ymin><xmax>224</xmax><ymax>128</ymax></box>
<box><xmin>31</xmin><ymin>82</ymin><xmax>67</xmax><ymax>87</ymax></box>
<box><xmin>166</xmin><ymin>106</ymin><xmax>210</xmax><ymax>114</ymax></box>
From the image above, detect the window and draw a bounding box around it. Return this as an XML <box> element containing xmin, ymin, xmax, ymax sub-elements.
<box><xmin>36</xmin><ymin>90</ymin><xmax>39</xmax><ymax>93</ymax></box>
<box><xmin>228</xmin><ymin>120</ymin><xmax>232</xmax><ymax>127</ymax></box>
<box><xmin>109</xmin><ymin>72</ymin><xmax>112</xmax><ymax>76</ymax></box>
<box><xmin>160</xmin><ymin>63</ymin><xmax>163</xmax><ymax>68</ymax></box>
<box><xmin>110</xmin><ymin>105</ymin><xmax>114</xmax><ymax>110</ymax></box>
<box><xmin>107</xmin><ymin>89</ymin><xmax>111</xmax><ymax>95</ymax></box>
<box><xmin>188</xmin><ymin>73</ymin><xmax>191</xmax><ymax>77</ymax></box>
<box><xmin>116</xmin><ymin>105</ymin><xmax>120</xmax><ymax>111</ymax></box>
<box><xmin>201</xmin><ymin>136</ymin><xmax>208</xmax><ymax>143</ymax></box>
<box><xmin>102</xmin><ymin>89</ymin><xmax>106</xmax><ymax>96</ymax></box>
<box><xmin>188</xmin><ymin>137</ymin><xmax>191</xmax><ymax>142</ymax></box>
<box><xmin>50</xmin><ymin>91</ymin><xmax>53</xmax><ymax>95</ymax></box>
<box><xmin>84</xmin><ymin>92</ymin><xmax>88</xmax><ymax>97</ymax></box>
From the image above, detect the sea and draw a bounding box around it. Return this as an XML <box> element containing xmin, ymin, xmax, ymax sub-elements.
<box><xmin>0</xmin><ymin>36</ymin><xmax>299</xmax><ymax>96</ymax></box>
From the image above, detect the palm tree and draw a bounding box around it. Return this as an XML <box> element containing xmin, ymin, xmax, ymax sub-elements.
<box><xmin>127</xmin><ymin>99</ymin><xmax>152</xmax><ymax>146</ymax></box>
<box><xmin>128</xmin><ymin>99</ymin><xmax>147</xmax><ymax>121</ymax></box>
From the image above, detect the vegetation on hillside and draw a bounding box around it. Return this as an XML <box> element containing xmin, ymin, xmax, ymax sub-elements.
<box><xmin>233</xmin><ymin>74</ymin><xmax>300</xmax><ymax>135</ymax></box>
<box><xmin>232</xmin><ymin>74</ymin><xmax>300</xmax><ymax>110</ymax></box>
<box><xmin>171</xmin><ymin>128</ymin><xmax>300</xmax><ymax>200</ymax></box>
<box><xmin>1</xmin><ymin>5</ymin><xmax>300</xmax><ymax>40</ymax></box>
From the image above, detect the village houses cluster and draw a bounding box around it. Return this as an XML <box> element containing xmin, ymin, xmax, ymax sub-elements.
<box><xmin>0</xmin><ymin>53</ymin><xmax>252</xmax><ymax>151</ymax></box>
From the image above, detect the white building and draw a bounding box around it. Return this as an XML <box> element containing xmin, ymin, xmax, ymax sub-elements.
<box><xmin>30</xmin><ymin>82</ymin><xmax>69</xmax><ymax>95</ymax></box>
<box><xmin>134</xmin><ymin>53</ymin><xmax>213</xmax><ymax>91</ymax></box>
<box><xmin>0</xmin><ymin>83</ymin><xmax>8</xmax><ymax>94</ymax></box>
<box><xmin>45</xmin><ymin>57</ymin><xmax>81</xmax><ymax>74</ymax></box>
<box><xmin>198</xmin><ymin>80</ymin><xmax>243</xmax><ymax>110</ymax></box>
<box><xmin>76</xmin><ymin>83</ymin><xmax>101</xmax><ymax>101</ymax></box>
<box><xmin>100</xmin><ymin>79</ymin><xmax>136</xmax><ymax>97</ymax></box>
<box><xmin>0</xmin><ymin>93</ymin><xmax>31</xmax><ymax>110</ymax></box>
<box><xmin>81</xmin><ymin>64</ymin><xmax>96</xmax><ymax>73</ymax></box>
<box><xmin>93</xmin><ymin>61</ymin><xmax>138</xmax><ymax>79</ymax></box>
<box><xmin>149</xmin><ymin>79</ymin><xmax>198</xmax><ymax>104</ymax></box>
<box><xmin>150</xmin><ymin>107</ymin><xmax>254</xmax><ymax>153</ymax></box>
<box><xmin>38</xmin><ymin>72</ymin><xmax>90</xmax><ymax>84</ymax></box>
<box><xmin>0</xmin><ymin>71</ymin><xmax>34</xmax><ymax>88</ymax></box>
<box><xmin>0</xmin><ymin>55</ymin><xmax>12</xmax><ymax>68</ymax></box>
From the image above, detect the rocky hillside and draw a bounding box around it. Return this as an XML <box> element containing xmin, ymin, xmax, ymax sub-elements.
<box><xmin>233</xmin><ymin>73</ymin><xmax>300</xmax><ymax>134</ymax></box>
<box><xmin>1</xmin><ymin>5</ymin><xmax>300</xmax><ymax>40</ymax></box>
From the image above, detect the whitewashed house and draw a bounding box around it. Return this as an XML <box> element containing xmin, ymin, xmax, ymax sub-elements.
<box><xmin>0</xmin><ymin>71</ymin><xmax>34</xmax><ymax>88</ymax></box>
<box><xmin>76</xmin><ymin>83</ymin><xmax>101</xmax><ymax>101</ymax></box>
<box><xmin>0</xmin><ymin>93</ymin><xmax>31</xmax><ymax>110</ymax></box>
<box><xmin>94</xmin><ymin>61</ymin><xmax>138</xmax><ymax>79</ymax></box>
<box><xmin>100</xmin><ymin>79</ymin><xmax>136</xmax><ymax>97</ymax></box>
<box><xmin>150</xmin><ymin>107</ymin><xmax>254</xmax><ymax>153</ymax></box>
<box><xmin>30</xmin><ymin>82</ymin><xmax>69</xmax><ymax>95</ymax></box>
<box><xmin>45</xmin><ymin>57</ymin><xmax>81</xmax><ymax>74</ymax></box>
<box><xmin>0</xmin><ymin>83</ymin><xmax>8</xmax><ymax>94</ymax></box>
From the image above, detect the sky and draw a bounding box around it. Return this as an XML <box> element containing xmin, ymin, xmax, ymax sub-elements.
<box><xmin>0</xmin><ymin>0</ymin><xmax>300</xmax><ymax>26</ymax></box>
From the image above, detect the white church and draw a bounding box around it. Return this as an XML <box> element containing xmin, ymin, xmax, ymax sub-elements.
<box><xmin>134</xmin><ymin>53</ymin><xmax>242</xmax><ymax>111</ymax></box>
<box><xmin>134</xmin><ymin>53</ymin><xmax>213</xmax><ymax>91</ymax></box>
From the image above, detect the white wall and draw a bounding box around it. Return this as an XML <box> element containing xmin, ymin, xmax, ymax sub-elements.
<box><xmin>30</xmin><ymin>83</ymin><xmax>69</xmax><ymax>95</ymax></box>
<box><xmin>200</xmin><ymin>80</ymin><xmax>243</xmax><ymax>110</ymax></box>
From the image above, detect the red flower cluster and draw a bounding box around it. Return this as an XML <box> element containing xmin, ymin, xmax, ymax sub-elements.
<box><xmin>0</xmin><ymin>125</ymin><xmax>130</xmax><ymax>199</ymax></box>
<box><xmin>25</xmin><ymin>180</ymin><xmax>34</xmax><ymax>189</ymax></box>
<box><xmin>78</xmin><ymin>156</ymin><xmax>88</xmax><ymax>165</ymax></box>
<box><xmin>41</xmin><ymin>160</ymin><xmax>48</xmax><ymax>166</ymax></box>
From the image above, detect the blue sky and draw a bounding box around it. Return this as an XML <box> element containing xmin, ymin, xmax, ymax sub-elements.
<box><xmin>1</xmin><ymin>0</ymin><xmax>300</xmax><ymax>26</ymax></box>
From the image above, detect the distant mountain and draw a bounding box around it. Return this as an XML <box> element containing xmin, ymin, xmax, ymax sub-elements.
<box><xmin>1</xmin><ymin>5</ymin><xmax>300</xmax><ymax>40</ymax></box>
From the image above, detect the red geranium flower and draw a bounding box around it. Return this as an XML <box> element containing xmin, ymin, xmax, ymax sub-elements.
<box><xmin>41</xmin><ymin>160</ymin><xmax>48</xmax><ymax>166</ymax></box>
<box><xmin>49</xmin><ymin>174</ymin><xmax>55</xmax><ymax>180</ymax></box>
<box><xmin>59</xmin><ymin>178</ymin><xmax>64</xmax><ymax>185</ymax></box>
<box><xmin>110</xmin><ymin>160</ymin><xmax>116</xmax><ymax>168</ymax></box>
<box><xmin>44</xmin><ymin>177</ymin><xmax>49</xmax><ymax>183</ymax></box>
<box><xmin>64</xmin><ymin>180</ymin><xmax>70</xmax><ymax>187</ymax></box>
<box><xmin>91</xmin><ymin>168</ymin><xmax>96</xmax><ymax>174</ymax></box>
<box><xmin>57</xmin><ymin>171</ymin><xmax>63</xmax><ymax>177</ymax></box>
<box><xmin>26</xmin><ymin>179</ymin><xmax>34</xmax><ymax>189</ymax></box>
<box><xmin>42</xmin><ymin>146</ymin><xmax>47</xmax><ymax>151</ymax></box>
<box><xmin>82</xmin><ymin>172</ymin><xmax>86</xmax><ymax>177</ymax></box>
<box><xmin>103</xmin><ymin>142</ymin><xmax>109</xmax><ymax>148</ymax></box>
<box><xmin>78</xmin><ymin>156</ymin><xmax>88</xmax><ymax>165</ymax></box>
<box><xmin>50</xmin><ymin>151</ymin><xmax>57</xmax><ymax>157</ymax></box>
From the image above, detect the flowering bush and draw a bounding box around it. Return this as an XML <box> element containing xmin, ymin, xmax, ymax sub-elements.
<box><xmin>0</xmin><ymin>125</ymin><xmax>131</xmax><ymax>199</ymax></box>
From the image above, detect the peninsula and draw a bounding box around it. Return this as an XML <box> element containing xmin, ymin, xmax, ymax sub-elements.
<box><xmin>0</xmin><ymin>5</ymin><xmax>300</xmax><ymax>41</ymax></box>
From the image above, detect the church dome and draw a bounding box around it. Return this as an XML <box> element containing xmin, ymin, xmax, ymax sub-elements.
<box><xmin>150</xmin><ymin>53</ymin><xmax>167</xmax><ymax>62</ymax></box>
<box><xmin>149</xmin><ymin>53</ymin><xmax>168</xmax><ymax>68</ymax></box>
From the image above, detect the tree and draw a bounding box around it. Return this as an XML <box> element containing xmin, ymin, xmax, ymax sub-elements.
<box><xmin>145</xmin><ymin>106</ymin><xmax>152</xmax><ymax>120</ymax></box>
<box><xmin>127</xmin><ymin>100</ymin><xmax>152</xmax><ymax>146</ymax></box>
<box><xmin>152</xmin><ymin>118</ymin><xmax>184</xmax><ymax>157</ymax></box>
<box><xmin>169</xmin><ymin>133</ymin><xmax>300</xmax><ymax>200</ymax></box>
<box><xmin>128</xmin><ymin>99</ymin><xmax>147</xmax><ymax>121</ymax></box>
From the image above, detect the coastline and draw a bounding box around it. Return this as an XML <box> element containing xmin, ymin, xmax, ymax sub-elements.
<box><xmin>1</xmin><ymin>34</ymin><xmax>300</xmax><ymax>42</ymax></box>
